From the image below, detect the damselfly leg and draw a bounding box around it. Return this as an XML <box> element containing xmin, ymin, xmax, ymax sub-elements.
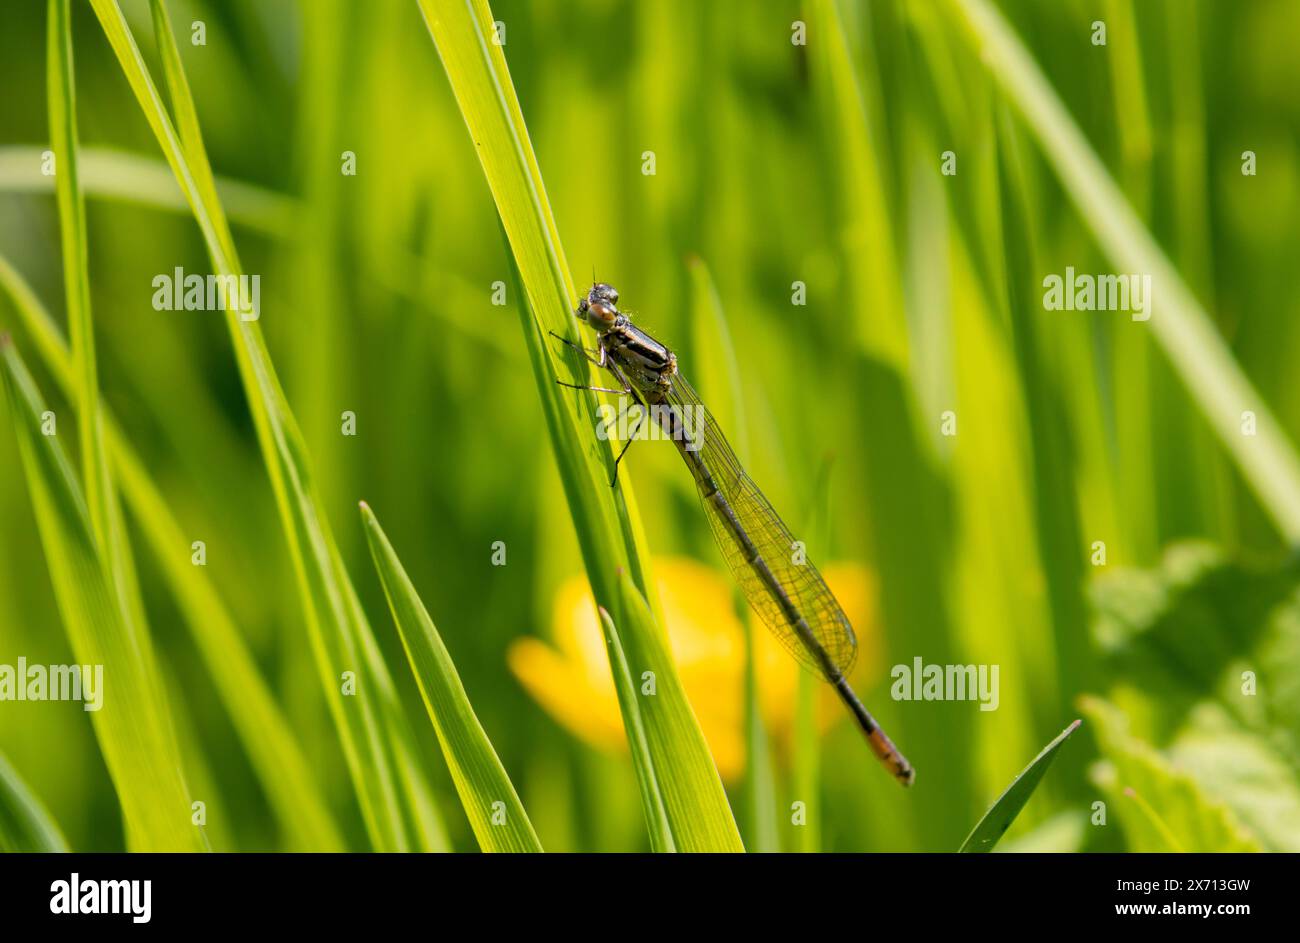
<box><xmin>548</xmin><ymin>330</ymin><xmax>604</xmax><ymax>366</ymax></box>
<box><xmin>610</xmin><ymin>409</ymin><xmax>645</xmax><ymax>487</ymax></box>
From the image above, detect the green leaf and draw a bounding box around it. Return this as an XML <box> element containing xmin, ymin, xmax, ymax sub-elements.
<box><xmin>1088</xmin><ymin>544</ymin><xmax>1300</xmax><ymax>850</ymax></box>
<box><xmin>596</xmin><ymin>606</ymin><xmax>675</xmax><ymax>853</ymax></box>
<box><xmin>1167</xmin><ymin>703</ymin><xmax>1300</xmax><ymax>852</ymax></box>
<box><xmin>361</xmin><ymin>503</ymin><xmax>541</xmax><ymax>853</ymax></box>
<box><xmin>0</xmin><ymin>338</ymin><xmax>205</xmax><ymax>851</ymax></box>
<box><xmin>960</xmin><ymin>719</ymin><xmax>1081</xmax><ymax>852</ymax></box>
<box><xmin>420</xmin><ymin>0</ymin><xmax>741</xmax><ymax>848</ymax></box>
<box><xmin>942</xmin><ymin>0</ymin><xmax>1300</xmax><ymax>542</ymax></box>
<box><xmin>1082</xmin><ymin>696</ymin><xmax>1263</xmax><ymax>852</ymax></box>
<box><xmin>0</xmin><ymin>750</ymin><xmax>69</xmax><ymax>853</ymax></box>
<box><xmin>87</xmin><ymin>0</ymin><xmax>447</xmax><ymax>852</ymax></box>
<box><xmin>1091</xmin><ymin>541</ymin><xmax>1300</xmax><ymax>756</ymax></box>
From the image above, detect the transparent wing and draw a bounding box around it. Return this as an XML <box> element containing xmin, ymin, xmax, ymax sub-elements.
<box><xmin>659</xmin><ymin>373</ymin><xmax>858</xmax><ymax>680</ymax></box>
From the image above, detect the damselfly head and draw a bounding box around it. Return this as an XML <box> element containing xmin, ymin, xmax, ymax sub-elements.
<box><xmin>579</xmin><ymin>282</ymin><xmax>621</xmax><ymax>331</ymax></box>
<box><xmin>590</xmin><ymin>282</ymin><xmax>619</xmax><ymax>306</ymax></box>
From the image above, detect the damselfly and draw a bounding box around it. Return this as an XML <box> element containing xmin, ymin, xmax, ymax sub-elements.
<box><xmin>554</xmin><ymin>282</ymin><xmax>915</xmax><ymax>786</ymax></box>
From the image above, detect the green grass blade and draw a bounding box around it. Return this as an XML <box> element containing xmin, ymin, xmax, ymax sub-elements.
<box><xmin>419</xmin><ymin>0</ymin><xmax>658</xmax><ymax>612</ymax></box>
<box><xmin>0</xmin><ymin>337</ymin><xmax>206</xmax><ymax>851</ymax></box>
<box><xmin>421</xmin><ymin>0</ymin><xmax>740</xmax><ymax>848</ymax></box>
<box><xmin>87</xmin><ymin>0</ymin><xmax>448</xmax><ymax>852</ymax></box>
<box><xmin>0</xmin><ymin>750</ymin><xmax>69</xmax><ymax>853</ymax></box>
<box><xmin>361</xmin><ymin>503</ymin><xmax>541</xmax><ymax>853</ymax></box>
<box><xmin>943</xmin><ymin>0</ymin><xmax>1300</xmax><ymax>543</ymax></box>
<box><xmin>48</xmin><ymin>0</ymin><xmax>110</xmax><ymax>552</ymax></box>
<box><xmin>0</xmin><ymin>257</ymin><xmax>331</xmax><ymax>849</ymax></box>
<box><xmin>596</xmin><ymin>606</ymin><xmax>675</xmax><ymax>853</ymax></box>
<box><xmin>83</xmin><ymin>0</ymin><xmax>447</xmax><ymax>848</ymax></box>
<box><xmin>959</xmin><ymin>719</ymin><xmax>1081</xmax><ymax>852</ymax></box>
<box><xmin>0</xmin><ymin>146</ymin><xmax>296</xmax><ymax>237</ymax></box>
<box><xmin>687</xmin><ymin>256</ymin><xmax>777</xmax><ymax>852</ymax></box>
<box><xmin>49</xmin><ymin>0</ymin><xmax>156</xmax><ymax>668</ymax></box>
<box><xmin>611</xmin><ymin>571</ymin><xmax>745</xmax><ymax>852</ymax></box>
<box><xmin>808</xmin><ymin>0</ymin><xmax>908</xmax><ymax>367</ymax></box>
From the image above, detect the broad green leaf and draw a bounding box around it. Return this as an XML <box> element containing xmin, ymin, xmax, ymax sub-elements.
<box><xmin>942</xmin><ymin>0</ymin><xmax>1300</xmax><ymax>542</ymax></box>
<box><xmin>1089</xmin><ymin>544</ymin><xmax>1300</xmax><ymax>850</ymax></box>
<box><xmin>361</xmin><ymin>503</ymin><xmax>541</xmax><ymax>853</ymax></box>
<box><xmin>87</xmin><ymin>0</ymin><xmax>447</xmax><ymax>852</ymax></box>
<box><xmin>960</xmin><ymin>719</ymin><xmax>1080</xmax><ymax>852</ymax></box>
<box><xmin>596</xmin><ymin>606</ymin><xmax>675</xmax><ymax>853</ymax></box>
<box><xmin>1168</xmin><ymin>703</ymin><xmax>1300</xmax><ymax>852</ymax></box>
<box><xmin>420</xmin><ymin>0</ymin><xmax>741</xmax><ymax>849</ymax></box>
<box><xmin>0</xmin><ymin>750</ymin><xmax>69</xmax><ymax>853</ymax></box>
<box><xmin>0</xmin><ymin>338</ymin><xmax>205</xmax><ymax>851</ymax></box>
<box><xmin>1091</xmin><ymin>541</ymin><xmax>1300</xmax><ymax>765</ymax></box>
<box><xmin>1081</xmin><ymin>696</ymin><xmax>1262</xmax><ymax>852</ymax></box>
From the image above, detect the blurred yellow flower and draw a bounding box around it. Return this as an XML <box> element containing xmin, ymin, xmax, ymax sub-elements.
<box><xmin>507</xmin><ymin>556</ymin><xmax>881</xmax><ymax>781</ymax></box>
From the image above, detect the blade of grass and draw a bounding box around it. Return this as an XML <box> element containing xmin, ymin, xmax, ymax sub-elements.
<box><xmin>42</xmin><ymin>0</ymin><xmax>205</xmax><ymax>853</ymax></box>
<box><xmin>1103</xmin><ymin>0</ymin><xmax>1153</xmax><ymax>215</ymax></box>
<box><xmin>993</xmin><ymin>106</ymin><xmax>1094</xmax><ymax>788</ymax></box>
<box><xmin>611</xmin><ymin>569</ymin><xmax>745</xmax><ymax>852</ymax></box>
<box><xmin>959</xmin><ymin>719</ymin><xmax>1081</xmax><ymax>852</ymax></box>
<box><xmin>595</xmin><ymin>606</ymin><xmax>675</xmax><ymax>853</ymax></box>
<box><xmin>50</xmin><ymin>0</ymin><xmax>155</xmax><ymax>677</ymax></box>
<box><xmin>421</xmin><ymin>0</ymin><xmax>741</xmax><ymax>849</ymax></box>
<box><xmin>687</xmin><ymin>256</ymin><xmax>777</xmax><ymax>852</ymax></box>
<box><xmin>0</xmin><ymin>146</ymin><xmax>295</xmax><ymax>237</ymax></box>
<box><xmin>2</xmin><ymin>104</ymin><xmax>341</xmax><ymax>861</ymax></box>
<box><xmin>943</xmin><ymin>0</ymin><xmax>1300</xmax><ymax>543</ymax></box>
<box><xmin>88</xmin><ymin>0</ymin><xmax>447</xmax><ymax>851</ymax></box>
<box><xmin>48</xmin><ymin>0</ymin><xmax>110</xmax><ymax>556</ymax></box>
<box><xmin>418</xmin><ymin>0</ymin><xmax>658</xmax><ymax>610</ymax></box>
<box><xmin>0</xmin><ymin>336</ymin><xmax>206</xmax><ymax>851</ymax></box>
<box><xmin>361</xmin><ymin>503</ymin><xmax>541</xmax><ymax>853</ymax></box>
<box><xmin>807</xmin><ymin>0</ymin><xmax>908</xmax><ymax>368</ymax></box>
<box><xmin>0</xmin><ymin>750</ymin><xmax>69</xmax><ymax>853</ymax></box>
<box><xmin>793</xmin><ymin>458</ymin><xmax>837</xmax><ymax>854</ymax></box>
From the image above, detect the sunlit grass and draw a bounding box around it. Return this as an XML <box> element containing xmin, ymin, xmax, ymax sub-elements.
<box><xmin>0</xmin><ymin>0</ymin><xmax>1297</xmax><ymax>853</ymax></box>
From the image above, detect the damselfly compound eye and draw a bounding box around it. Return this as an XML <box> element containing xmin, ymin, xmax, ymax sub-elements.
<box><xmin>587</xmin><ymin>301</ymin><xmax>616</xmax><ymax>328</ymax></box>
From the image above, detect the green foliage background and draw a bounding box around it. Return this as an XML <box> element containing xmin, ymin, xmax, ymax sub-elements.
<box><xmin>0</xmin><ymin>0</ymin><xmax>1297</xmax><ymax>852</ymax></box>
